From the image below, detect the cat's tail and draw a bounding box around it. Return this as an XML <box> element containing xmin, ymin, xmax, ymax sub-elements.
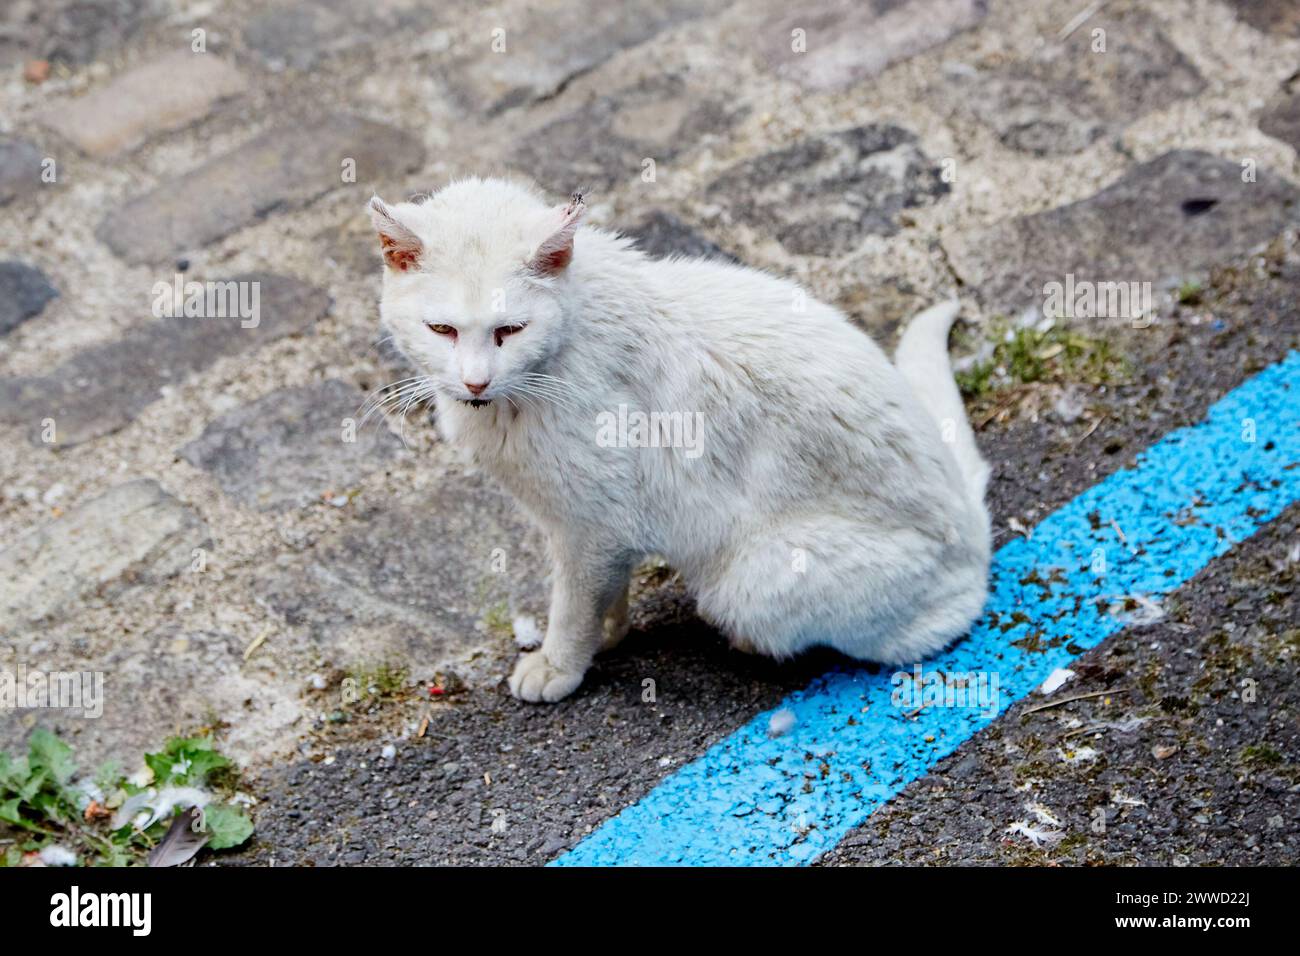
<box><xmin>894</xmin><ymin>300</ymin><xmax>990</xmax><ymax>503</ymax></box>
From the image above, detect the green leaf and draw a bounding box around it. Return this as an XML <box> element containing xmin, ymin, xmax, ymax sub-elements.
<box><xmin>143</xmin><ymin>750</ymin><xmax>172</xmax><ymax>784</ymax></box>
<box><xmin>184</xmin><ymin>749</ymin><xmax>230</xmax><ymax>782</ymax></box>
<box><xmin>0</xmin><ymin>797</ymin><xmax>22</xmax><ymax>825</ymax></box>
<box><xmin>17</xmin><ymin>767</ymin><xmax>47</xmax><ymax>802</ymax></box>
<box><xmin>0</xmin><ymin>752</ymin><xmax>28</xmax><ymax>795</ymax></box>
<box><xmin>94</xmin><ymin>841</ymin><xmax>132</xmax><ymax>868</ymax></box>
<box><xmin>201</xmin><ymin>804</ymin><xmax>253</xmax><ymax>850</ymax></box>
<box><xmin>0</xmin><ymin>797</ymin><xmax>44</xmax><ymax>833</ymax></box>
<box><xmin>167</xmin><ymin>736</ymin><xmax>216</xmax><ymax>757</ymax></box>
<box><xmin>28</xmin><ymin>729</ymin><xmax>75</xmax><ymax>785</ymax></box>
<box><xmin>145</xmin><ymin>736</ymin><xmax>228</xmax><ymax>785</ymax></box>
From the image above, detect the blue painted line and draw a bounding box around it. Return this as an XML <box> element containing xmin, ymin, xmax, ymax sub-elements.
<box><xmin>556</xmin><ymin>351</ymin><xmax>1300</xmax><ymax>866</ymax></box>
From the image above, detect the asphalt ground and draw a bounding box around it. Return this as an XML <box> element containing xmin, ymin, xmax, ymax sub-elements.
<box><xmin>232</xmin><ymin>238</ymin><xmax>1299</xmax><ymax>866</ymax></box>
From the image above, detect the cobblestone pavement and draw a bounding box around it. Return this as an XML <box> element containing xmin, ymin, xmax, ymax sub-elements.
<box><xmin>0</xmin><ymin>0</ymin><xmax>1297</xmax><ymax>865</ymax></box>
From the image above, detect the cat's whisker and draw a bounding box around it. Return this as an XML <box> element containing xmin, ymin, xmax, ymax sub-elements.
<box><xmin>499</xmin><ymin>387</ymin><xmax>540</xmax><ymax>418</ymax></box>
<box><xmin>502</xmin><ymin>394</ymin><xmax>530</xmax><ymax>420</ymax></box>
<box><xmin>520</xmin><ymin>371</ymin><xmax>580</xmax><ymax>390</ymax></box>
<box><xmin>360</xmin><ymin>333</ymin><xmax>398</xmax><ymax>365</ymax></box>
<box><xmin>509</xmin><ymin>382</ymin><xmax>580</xmax><ymax>417</ymax></box>
<box><xmin>512</xmin><ymin>374</ymin><xmax>582</xmax><ymax>402</ymax></box>
<box><xmin>357</xmin><ymin>383</ymin><xmax>424</xmax><ymax>427</ymax></box>
<box><xmin>358</xmin><ymin>378</ymin><xmax>436</xmax><ymax>432</ymax></box>
<box><xmin>356</xmin><ymin>376</ymin><xmax>428</xmax><ymax>420</ymax></box>
<box><xmin>516</xmin><ymin>372</ymin><xmax>585</xmax><ymax>401</ymax></box>
<box><xmin>393</xmin><ymin>386</ymin><xmax>428</xmax><ymax>448</ymax></box>
<box><xmin>394</xmin><ymin>380</ymin><xmax>439</xmax><ymax>450</ymax></box>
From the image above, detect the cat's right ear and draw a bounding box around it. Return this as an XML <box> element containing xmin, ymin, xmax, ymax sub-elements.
<box><xmin>527</xmin><ymin>192</ymin><xmax>586</xmax><ymax>276</ymax></box>
<box><xmin>369</xmin><ymin>196</ymin><xmax>422</xmax><ymax>272</ymax></box>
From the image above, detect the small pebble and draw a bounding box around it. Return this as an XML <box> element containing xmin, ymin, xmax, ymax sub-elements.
<box><xmin>23</xmin><ymin>60</ymin><xmax>50</xmax><ymax>84</ymax></box>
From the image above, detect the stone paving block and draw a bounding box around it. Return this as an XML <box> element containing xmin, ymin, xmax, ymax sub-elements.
<box><xmin>0</xmin><ymin>626</ymin><xmax>302</xmax><ymax>775</ymax></box>
<box><xmin>0</xmin><ymin>273</ymin><xmax>330</xmax><ymax>448</ymax></box>
<box><xmin>1228</xmin><ymin>0</ymin><xmax>1300</xmax><ymax>37</ymax></box>
<box><xmin>944</xmin><ymin>8</ymin><xmax>1204</xmax><ymax>155</ymax></box>
<box><xmin>244</xmin><ymin>0</ymin><xmax>445</xmax><ymax>70</ymax></box>
<box><xmin>96</xmin><ymin>116</ymin><xmax>425</xmax><ymax>264</ymax></box>
<box><xmin>180</xmin><ymin>379</ymin><xmax>404</xmax><ymax>512</ymax></box>
<box><xmin>1260</xmin><ymin>76</ymin><xmax>1300</xmax><ymax>153</ymax></box>
<box><xmin>0</xmin><ymin>0</ymin><xmax>153</xmax><ymax>67</ymax></box>
<box><xmin>0</xmin><ymin>261</ymin><xmax>58</xmax><ymax>335</ymax></box>
<box><xmin>257</xmin><ymin>477</ymin><xmax>549</xmax><ymax>662</ymax></box>
<box><xmin>316</xmin><ymin>218</ymin><xmax>381</xmax><ymax>277</ymax></box>
<box><xmin>448</xmin><ymin>0</ymin><xmax>721</xmax><ymax>114</ymax></box>
<box><xmin>946</xmin><ymin>150</ymin><xmax>1300</xmax><ymax>315</ymax></box>
<box><xmin>0</xmin><ymin>479</ymin><xmax>209</xmax><ymax>631</ymax></box>
<box><xmin>752</xmin><ymin>0</ymin><xmax>987</xmax><ymax>91</ymax></box>
<box><xmin>0</xmin><ymin>136</ymin><xmax>44</xmax><ymax>206</ymax></box>
<box><xmin>624</xmin><ymin>211</ymin><xmax>740</xmax><ymax>263</ymax></box>
<box><xmin>512</xmin><ymin>74</ymin><xmax>744</xmax><ymax>193</ymax></box>
<box><xmin>705</xmin><ymin>124</ymin><xmax>949</xmax><ymax>256</ymax></box>
<box><xmin>244</xmin><ymin>0</ymin><xmax>354</xmax><ymax>71</ymax></box>
<box><xmin>39</xmin><ymin>50</ymin><xmax>248</xmax><ymax>158</ymax></box>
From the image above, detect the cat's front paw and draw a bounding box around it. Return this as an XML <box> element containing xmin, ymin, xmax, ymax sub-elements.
<box><xmin>508</xmin><ymin>650</ymin><xmax>585</xmax><ymax>702</ymax></box>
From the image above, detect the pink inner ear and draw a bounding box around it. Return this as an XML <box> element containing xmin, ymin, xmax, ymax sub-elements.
<box><xmin>528</xmin><ymin>197</ymin><xmax>585</xmax><ymax>275</ymax></box>
<box><xmin>533</xmin><ymin>244</ymin><xmax>573</xmax><ymax>273</ymax></box>
<box><xmin>380</xmin><ymin>233</ymin><xmax>420</xmax><ymax>272</ymax></box>
<box><xmin>369</xmin><ymin>196</ymin><xmax>423</xmax><ymax>272</ymax></box>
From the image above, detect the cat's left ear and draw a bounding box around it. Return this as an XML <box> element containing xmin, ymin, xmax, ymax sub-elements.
<box><xmin>369</xmin><ymin>196</ymin><xmax>422</xmax><ymax>272</ymax></box>
<box><xmin>527</xmin><ymin>192</ymin><xmax>586</xmax><ymax>275</ymax></box>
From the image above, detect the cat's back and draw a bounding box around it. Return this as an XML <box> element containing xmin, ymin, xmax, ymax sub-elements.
<box><xmin>636</xmin><ymin>252</ymin><xmax>889</xmax><ymax>374</ymax></box>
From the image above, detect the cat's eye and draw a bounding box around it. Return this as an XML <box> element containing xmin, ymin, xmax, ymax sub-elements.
<box><xmin>427</xmin><ymin>323</ymin><xmax>456</xmax><ymax>338</ymax></box>
<box><xmin>494</xmin><ymin>324</ymin><xmax>526</xmax><ymax>347</ymax></box>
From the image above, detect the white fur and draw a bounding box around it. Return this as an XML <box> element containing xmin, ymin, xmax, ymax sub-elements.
<box><xmin>371</xmin><ymin>178</ymin><xmax>991</xmax><ymax>702</ymax></box>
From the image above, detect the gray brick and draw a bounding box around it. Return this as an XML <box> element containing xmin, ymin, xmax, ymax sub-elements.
<box><xmin>0</xmin><ymin>479</ymin><xmax>208</xmax><ymax>631</ymax></box>
<box><xmin>96</xmin><ymin>117</ymin><xmax>425</xmax><ymax>264</ymax></box>
<box><xmin>244</xmin><ymin>0</ymin><xmax>441</xmax><ymax>71</ymax></box>
<box><xmin>0</xmin><ymin>273</ymin><xmax>330</xmax><ymax>447</ymax></box>
<box><xmin>1228</xmin><ymin>0</ymin><xmax>1300</xmax><ymax>37</ymax></box>
<box><xmin>0</xmin><ymin>261</ymin><xmax>57</xmax><ymax>335</ymax></box>
<box><xmin>0</xmin><ymin>0</ymin><xmax>153</xmax><ymax>67</ymax></box>
<box><xmin>0</xmin><ymin>136</ymin><xmax>43</xmax><ymax>206</ymax></box>
<box><xmin>946</xmin><ymin>151</ymin><xmax>1300</xmax><ymax>315</ymax></box>
<box><xmin>706</xmin><ymin>124</ymin><xmax>949</xmax><ymax>256</ymax></box>
<box><xmin>512</xmin><ymin>74</ymin><xmax>743</xmax><ymax>193</ymax></box>
<box><xmin>180</xmin><ymin>380</ymin><xmax>404</xmax><ymax>512</ymax></box>
<box><xmin>447</xmin><ymin>0</ymin><xmax>722</xmax><ymax>114</ymax></box>
<box><xmin>257</xmin><ymin>479</ymin><xmax>548</xmax><ymax>660</ymax></box>
<box><xmin>754</xmin><ymin>0</ymin><xmax>987</xmax><ymax>91</ymax></box>
<box><xmin>1261</xmin><ymin>77</ymin><xmax>1300</xmax><ymax>153</ymax></box>
<box><xmin>944</xmin><ymin>8</ymin><xmax>1203</xmax><ymax>156</ymax></box>
<box><xmin>624</xmin><ymin>211</ymin><xmax>739</xmax><ymax>263</ymax></box>
<box><xmin>39</xmin><ymin>51</ymin><xmax>247</xmax><ymax>158</ymax></box>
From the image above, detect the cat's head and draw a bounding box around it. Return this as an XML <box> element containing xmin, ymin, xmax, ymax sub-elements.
<box><xmin>368</xmin><ymin>178</ymin><xmax>585</xmax><ymax>405</ymax></box>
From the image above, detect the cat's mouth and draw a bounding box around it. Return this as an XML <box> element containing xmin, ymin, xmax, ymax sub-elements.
<box><xmin>460</xmin><ymin>399</ymin><xmax>493</xmax><ymax>408</ymax></box>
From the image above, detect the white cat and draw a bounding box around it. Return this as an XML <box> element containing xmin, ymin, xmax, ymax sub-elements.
<box><xmin>369</xmin><ymin>178</ymin><xmax>991</xmax><ymax>702</ymax></box>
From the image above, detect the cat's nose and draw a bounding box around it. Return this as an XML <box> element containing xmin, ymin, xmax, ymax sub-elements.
<box><xmin>464</xmin><ymin>380</ymin><xmax>489</xmax><ymax>396</ymax></box>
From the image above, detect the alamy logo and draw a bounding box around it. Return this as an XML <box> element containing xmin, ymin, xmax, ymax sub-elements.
<box><xmin>0</xmin><ymin>666</ymin><xmax>103</xmax><ymax>718</ymax></box>
<box><xmin>595</xmin><ymin>404</ymin><xmax>704</xmax><ymax>460</ymax></box>
<box><xmin>891</xmin><ymin>665</ymin><xmax>1000</xmax><ymax>718</ymax></box>
<box><xmin>1042</xmin><ymin>273</ymin><xmax>1152</xmax><ymax>323</ymax></box>
<box><xmin>49</xmin><ymin>886</ymin><xmax>151</xmax><ymax>936</ymax></box>
<box><xmin>151</xmin><ymin>274</ymin><xmax>261</xmax><ymax>328</ymax></box>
